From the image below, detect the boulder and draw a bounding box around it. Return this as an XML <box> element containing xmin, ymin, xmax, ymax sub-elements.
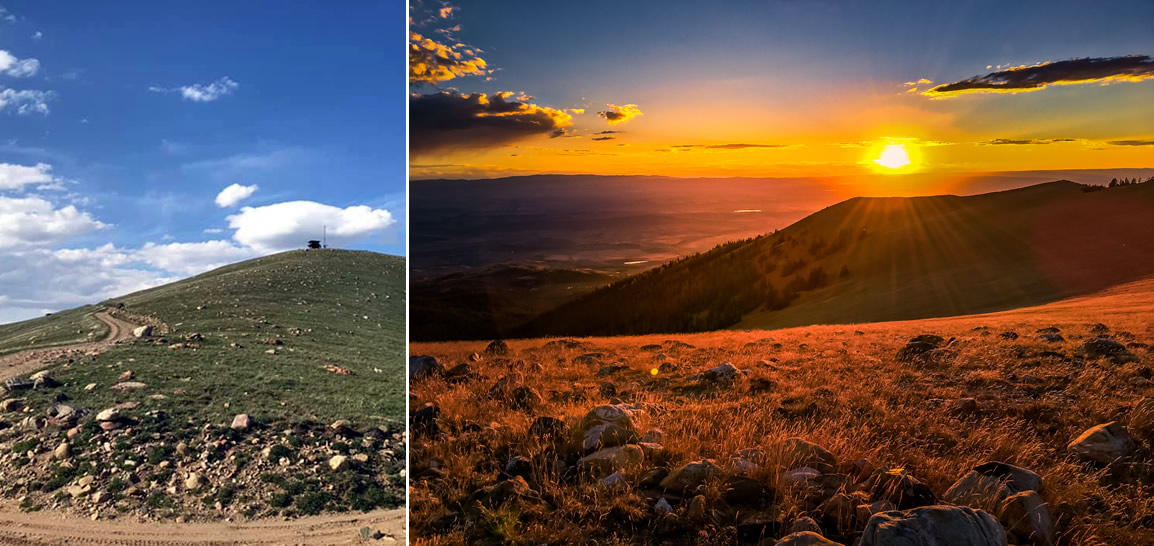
<box><xmin>184</xmin><ymin>473</ymin><xmax>203</xmax><ymax>490</ymax></box>
<box><xmin>997</xmin><ymin>490</ymin><xmax>1055</xmax><ymax>546</ymax></box>
<box><xmin>723</xmin><ymin>475</ymin><xmax>773</xmax><ymax>507</ymax></box>
<box><xmin>487</xmin><ymin>372</ymin><xmax>525</xmax><ymax>400</ymax></box>
<box><xmin>861</xmin><ymin>505</ymin><xmax>1007</xmax><ymax>546</ymax></box>
<box><xmin>230</xmin><ymin>413</ymin><xmax>251</xmax><ymax>431</ymax></box>
<box><xmin>484</xmin><ymin>340</ymin><xmax>511</xmax><ymax>356</ymax></box>
<box><xmin>1080</xmin><ymin>338</ymin><xmax>1137</xmax><ymax>363</ymax></box>
<box><xmin>528</xmin><ymin>416</ymin><xmax>567</xmax><ymax>443</ymax></box>
<box><xmin>659</xmin><ymin>459</ymin><xmax>724</xmax><ymax>492</ymax></box>
<box><xmin>329</xmin><ymin>454</ymin><xmax>349</xmax><ymax>471</ymax></box>
<box><xmin>866</xmin><ymin>468</ymin><xmax>937</xmax><ymax>510</ymax></box>
<box><xmin>686</xmin><ymin>495</ymin><xmax>707</xmax><ymax>521</ymax></box>
<box><xmin>0</xmin><ymin>399</ymin><xmax>22</xmax><ymax>412</ymax></box>
<box><xmin>692</xmin><ymin>361</ymin><xmax>742</xmax><ymax>382</ymax></box>
<box><xmin>133</xmin><ymin>325</ymin><xmax>154</xmax><ymax>338</ymax></box>
<box><xmin>94</xmin><ymin>408</ymin><xmax>120</xmax><ymax>422</ymax></box>
<box><xmin>1067</xmin><ymin>421</ymin><xmax>1134</xmax><ymax>463</ymax></box>
<box><xmin>577</xmin><ymin>445</ymin><xmax>644</xmax><ymax>474</ymax></box>
<box><xmin>573</xmin><ymin>404</ymin><xmax>639</xmax><ymax>453</ymax></box>
<box><xmin>508</xmin><ymin>385</ymin><xmax>543</xmax><ymax>411</ymax></box>
<box><xmin>944</xmin><ymin>462</ymin><xmax>1042</xmax><ymax>509</ymax></box>
<box><xmin>409</xmin><ymin>356</ymin><xmax>445</xmax><ymax>381</ymax></box>
<box><xmin>412</xmin><ymin>402</ymin><xmax>440</xmax><ymax>437</ymax></box>
<box><xmin>654</xmin><ymin>497</ymin><xmax>673</xmax><ymax>515</ymax></box>
<box><xmin>778</xmin><ymin>438</ymin><xmax>837</xmax><ymax>473</ymax></box>
<box><xmin>787</xmin><ymin>516</ymin><xmax>823</xmax><ymax>535</ymax></box>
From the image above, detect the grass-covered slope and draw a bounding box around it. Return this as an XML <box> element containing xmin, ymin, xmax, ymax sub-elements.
<box><xmin>522</xmin><ymin>181</ymin><xmax>1154</xmax><ymax>337</ymax></box>
<box><xmin>0</xmin><ymin>249</ymin><xmax>407</xmax><ymax>521</ymax></box>
<box><xmin>0</xmin><ymin>306</ymin><xmax>109</xmax><ymax>356</ymax></box>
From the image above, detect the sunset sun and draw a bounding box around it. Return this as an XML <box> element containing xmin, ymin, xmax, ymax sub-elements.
<box><xmin>874</xmin><ymin>144</ymin><xmax>912</xmax><ymax>170</ymax></box>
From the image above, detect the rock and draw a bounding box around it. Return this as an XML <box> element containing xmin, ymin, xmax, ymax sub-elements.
<box><xmin>573</xmin><ymin>404</ymin><xmax>639</xmax><ymax>453</ymax></box>
<box><xmin>897</xmin><ymin>340</ymin><xmax>941</xmax><ymax>363</ymax></box>
<box><xmin>487</xmin><ymin>372</ymin><xmax>525</xmax><ymax>400</ymax></box>
<box><xmin>861</xmin><ymin>505</ymin><xmax>1007</xmax><ymax>546</ymax></box>
<box><xmin>230</xmin><ymin>413</ymin><xmax>251</xmax><ymax>431</ymax></box>
<box><xmin>3</xmin><ymin>377</ymin><xmax>33</xmax><ymax>391</ymax></box>
<box><xmin>1067</xmin><ymin>421</ymin><xmax>1134</xmax><ymax>463</ymax></box>
<box><xmin>686</xmin><ymin>495</ymin><xmax>707</xmax><ymax>521</ymax></box>
<box><xmin>329</xmin><ymin>454</ymin><xmax>350</xmax><ymax>471</ymax></box>
<box><xmin>601</xmin><ymin>470</ymin><xmax>628</xmax><ymax>489</ymax></box>
<box><xmin>997</xmin><ymin>490</ymin><xmax>1055</xmax><ymax>546</ymax></box>
<box><xmin>910</xmin><ymin>335</ymin><xmax>945</xmax><ymax>346</ymax></box>
<box><xmin>785</xmin><ymin>467</ymin><xmax>823</xmax><ymax>484</ymax></box>
<box><xmin>724</xmin><ymin>475</ymin><xmax>773</xmax><ymax>507</ymax></box>
<box><xmin>53</xmin><ymin>442</ymin><xmax>70</xmax><ymax>460</ymax></box>
<box><xmin>409</xmin><ymin>356</ymin><xmax>445</xmax><ymax>381</ymax></box>
<box><xmin>184</xmin><ymin>473</ymin><xmax>203</xmax><ymax>490</ymax></box>
<box><xmin>110</xmin><ymin>381</ymin><xmax>147</xmax><ymax>390</ymax></box>
<box><xmin>948</xmin><ymin>398</ymin><xmax>979</xmax><ymax>414</ymax></box>
<box><xmin>33</xmin><ymin>374</ymin><xmax>60</xmax><ymax>389</ymax></box>
<box><xmin>480</xmin><ymin>476</ymin><xmax>536</xmax><ymax>507</ymax></box>
<box><xmin>528</xmin><ymin>416</ymin><xmax>567</xmax><ymax>443</ymax></box>
<box><xmin>412</xmin><ymin>403</ymin><xmax>440</xmax><ymax>437</ymax></box>
<box><xmin>1130</xmin><ymin>397</ymin><xmax>1154</xmax><ymax>449</ymax></box>
<box><xmin>133</xmin><ymin>325</ymin><xmax>153</xmax><ymax>338</ymax></box>
<box><xmin>46</xmin><ymin>403</ymin><xmax>79</xmax><ymax>427</ymax></box>
<box><xmin>654</xmin><ymin>497</ymin><xmax>673</xmax><ymax>515</ymax></box>
<box><xmin>599</xmin><ymin>381</ymin><xmax>617</xmax><ymax>398</ymax></box>
<box><xmin>484</xmin><ymin>340</ymin><xmax>511</xmax><ymax>356</ymax></box>
<box><xmin>692</xmin><ymin>361</ymin><xmax>743</xmax><ymax>382</ymax></box>
<box><xmin>788</xmin><ymin>516</ymin><xmax>823</xmax><ymax>535</ymax></box>
<box><xmin>641</xmin><ymin>428</ymin><xmax>664</xmax><ymax>444</ymax></box>
<box><xmin>1080</xmin><ymin>338</ymin><xmax>1137</xmax><ymax>363</ymax></box>
<box><xmin>775</xmin><ymin>531</ymin><xmax>842</xmax><ymax>546</ymax></box>
<box><xmin>778</xmin><ymin>438</ymin><xmax>837</xmax><ymax>473</ymax></box>
<box><xmin>0</xmin><ymin>399</ymin><xmax>22</xmax><ymax>412</ymax></box>
<box><xmin>578</xmin><ymin>445</ymin><xmax>644</xmax><ymax>474</ymax></box>
<box><xmin>95</xmin><ymin>408</ymin><xmax>120</xmax><ymax>422</ymax></box>
<box><xmin>945</xmin><ymin>462</ymin><xmax>1042</xmax><ymax>509</ymax></box>
<box><xmin>660</xmin><ymin>459</ymin><xmax>724</xmax><ymax>492</ymax></box>
<box><xmin>865</xmin><ymin>468</ymin><xmax>937</xmax><ymax>510</ymax></box>
<box><xmin>1037</xmin><ymin>333</ymin><xmax>1064</xmax><ymax>343</ymax></box>
<box><xmin>999</xmin><ymin>331</ymin><xmax>1019</xmax><ymax>340</ymax></box>
<box><xmin>508</xmin><ymin>385</ymin><xmax>544</xmax><ymax>411</ymax></box>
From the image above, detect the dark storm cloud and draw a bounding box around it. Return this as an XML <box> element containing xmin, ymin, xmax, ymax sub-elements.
<box><xmin>410</xmin><ymin>91</ymin><xmax>573</xmax><ymax>156</ymax></box>
<box><xmin>925</xmin><ymin>55</ymin><xmax>1154</xmax><ymax>96</ymax></box>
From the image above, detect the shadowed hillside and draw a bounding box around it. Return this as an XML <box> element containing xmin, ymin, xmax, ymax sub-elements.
<box><xmin>520</xmin><ymin>181</ymin><xmax>1154</xmax><ymax>337</ymax></box>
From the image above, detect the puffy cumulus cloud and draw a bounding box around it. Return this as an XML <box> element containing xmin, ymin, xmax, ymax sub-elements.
<box><xmin>0</xmin><ymin>245</ymin><xmax>174</xmax><ymax>324</ymax></box>
<box><xmin>135</xmin><ymin>240</ymin><xmax>259</xmax><ymax>276</ymax></box>
<box><xmin>0</xmin><ymin>196</ymin><xmax>106</xmax><ymax>248</ymax></box>
<box><xmin>410</xmin><ymin>91</ymin><xmax>573</xmax><ymax>156</ymax></box>
<box><xmin>0</xmin><ymin>49</ymin><xmax>39</xmax><ymax>77</ymax></box>
<box><xmin>226</xmin><ymin>201</ymin><xmax>395</xmax><ymax>253</ymax></box>
<box><xmin>409</xmin><ymin>31</ymin><xmax>490</xmax><ymax>85</ymax></box>
<box><xmin>597</xmin><ymin>104</ymin><xmax>643</xmax><ymax>125</ymax></box>
<box><xmin>214</xmin><ymin>182</ymin><xmax>259</xmax><ymax>207</ymax></box>
<box><xmin>0</xmin><ymin>162</ymin><xmax>56</xmax><ymax>190</ymax></box>
<box><xmin>149</xmin><ymin>77</ymin><xmax>239</xmax><ymax>102</ymax></box>
<box><xmin>925</xmin><ymin>55</ymin><xmax>1154</xmax><ymax>97</ymax></box>
<box><xmin>0</xmin><ymin>87</ymin><xmax>52</xmax><ymax>114</ymax></box>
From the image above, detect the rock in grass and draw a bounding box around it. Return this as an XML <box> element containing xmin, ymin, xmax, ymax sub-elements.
<box><xmin>1067</xmin><ymin>421</ymin><xmax>1134</xmax><ymax>463</ymax></box>
<box><xmin>132</xmin><ymin>325</ymin><xmax>153</xmax><ymax>338</ymax></box>
<box><xmin>945</xmin><ymin>462</ymin><xmax>1042</xmax><ymax>508</ymax></box>
<box><xmin>861</xmin><ymin>505</ymin><xmax>1007</xmax><ymax>546</ymax></box>
<box><xmin>484</xmin><ymin>340</ymin><xmax>511</xmax><ymax>356</ymax></box>
<box><xmin>574</xmin><ymin>404</ymin><xmax>638</xmax><ymax>453</ymax></box>
<box><xmin>230</xmin><ymin>413</ymin><xmax>251</xmax><ymax>431</ymax></box>
<box><xmin>777</xmin><ymin>438</ymin><xmax>837</xmax><ymax>473</ymax></box>
<box><xmin>329</xmin><ymin>454</ymin><xmax>349</xmax><ymax>471</ymax></box>
<box><xmin>1079</xmin><ymin>337</ymin><xmax>1137</xmax><ymax>363</ymax></box>
<box><xmin>997</xmin><ymin>490</ymin><xmax>1056</xmax><ymax>546</ymax></box>
<box><xmin>654</xmin><ymin>497</ymin><xmax>673</xmax><ymax>515</ymax></box>
<box><xmin>409</xmin><ymin>355</ymin><xmax>445</xmax><ymax>381</ymax></box>
<box><xmin>577</xmin><ymin>445</ymin><xmax>644</xmax><ymax>474</ymax></box>
<box><xmin>184</xmin><ymin>473</ymin><xmax>203</xmax><ymax>490</ymax></box>
<box><xmin>659</xmin><ymin>459</ymin><xmax>724</xmax><ymax>492</ymax></box>
<box><xmin>865</xmin><ymin>468</ymin><xmax>937</xmax><ymax>510</ymax></box>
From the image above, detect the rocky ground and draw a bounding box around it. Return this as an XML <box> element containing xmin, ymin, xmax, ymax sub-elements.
<box><xmin>408</xmin><ymin>283</ymin><xmax>1154</xmax><ymax>545</ymax></box>
<box><xmin>0</xmin><ymin>326</ymin><xmax>405</xmax><ymax>525</ymax></box>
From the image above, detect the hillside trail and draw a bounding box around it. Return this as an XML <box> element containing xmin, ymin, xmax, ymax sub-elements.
<box><xmin>0</xmin><ymin>312</ymin><xmax>406</xmax><ymax>545</ymax></box>
<box><xmin>0</xmin><ymin>311</ymin><xmax>138</xmax><ymax>383</ymax></box>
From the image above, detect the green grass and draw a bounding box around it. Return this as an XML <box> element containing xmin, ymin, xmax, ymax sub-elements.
<box><xmin>11</xmin><ymin>249</ymin><xmax>406</xmax><ymax>426</ymax></box>
<box><xmin>0</xmin><ymin>306</ymin><xmax>109</xmax><ymax>356</ymax></box>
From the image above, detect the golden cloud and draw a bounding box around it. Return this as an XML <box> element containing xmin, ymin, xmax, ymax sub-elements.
<box><xmin>597</xmin><ymin>104</ymin><xmax>643</xmax><ymax>125</ymax></box>
<box><xmin>409</xmin><ymin>31</ymin><xmax>490</xmax><ymax>85</ymax></box>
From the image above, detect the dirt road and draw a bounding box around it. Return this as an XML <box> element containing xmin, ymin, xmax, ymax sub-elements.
<box><xmin>0</xmin><ymin>311</ymin><xmax>137</xmax><ymax>383</ymax></box>
<box><xmin>0</xmin><ymin>312</ymin><xmax>407</xmax><ymax>545</ymax></box>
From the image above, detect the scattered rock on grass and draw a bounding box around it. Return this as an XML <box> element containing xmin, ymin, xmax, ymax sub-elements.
<box><xmin>1067</xmin><ymin>421</ymin><xmax>1134</xmax><ymax>463</ymax></box>
<box><xmin>861</xmin><ymin>505</ymin><xmax>1007</xmax><ymax>546</ymax></box>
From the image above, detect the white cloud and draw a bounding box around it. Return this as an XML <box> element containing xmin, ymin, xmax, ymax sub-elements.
<box><xmin>0</xmin><ymin>195</ymin><xmax>106</xmax><ymax>248</ymax></box>
<box><xmin>31</xmin><ymin>31</ymin><xmax>41</xmax><ymax>40</ymax></box>
<box><xmin>135</xmin><ymin>240</ymin><xmax>258</xmax><ymax>276</ymax></box>
<box><xmin>0</xmin><ymin>162</ymin><xmax>55</xmax><ymax>190</ymax></box>
<box><xmin>227</xmin><ymin>201</ymin><xmax>396</xmax><ymax>253</ymax></box>
<box><xmin>0</xmin><ymin>6</ymin><xmax>15</xmax><ymax>23</ymax></box>
<box><xmin>150</xmin><ymin>77</ymin><xmax>238</xmax><ymax>102</ymax></box>
<box><xmin>0</xmin><ymin>88</ymin><xmax>51</xmax><ymax>114</ymax></box>
<box><xmin>202</xmin><ymin>228</ymin><xmax>224</xmax><ymax>234</ymax></box>
<box><xmin>214</xmin><ymin>182</ymin><xmax>258</xmax><ymax>207</ymax></box>
<box><xmin>0</xmin><ymin>50</ymin><xmax>39</xmax><ymax>77</ymax></box>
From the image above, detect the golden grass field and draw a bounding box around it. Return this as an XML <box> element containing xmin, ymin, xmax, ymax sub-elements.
<box><xmin>409</xmin><ymin>277</ymin><xmax>1154</xmax><ymax>545</ymax></box>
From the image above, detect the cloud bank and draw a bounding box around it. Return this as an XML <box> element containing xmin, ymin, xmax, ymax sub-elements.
<box><xmin>925</xmin><ymin>55</ymin><xmax>1154</xmax><ymax>96</ymax></box>
<box><xmin>410</xmin><ymin>91</ymin><xmax>573</xmax><ymax>156</ymax></box>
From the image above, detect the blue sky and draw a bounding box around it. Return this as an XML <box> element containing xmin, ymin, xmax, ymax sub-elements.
<box><xmin>0</xmin><ymin>1</ymin><xmax>406</xmax><ymax>323</ymax></box>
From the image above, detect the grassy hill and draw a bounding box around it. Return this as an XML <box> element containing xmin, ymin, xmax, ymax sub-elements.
<box><xmin>521</xmin><ymin>180</ymin><xmax>1154</xmax><ymax>337</ymax></box>
<box><xmin>0</xmin><ymin>306</ymin><xmax>109</xmax><ymax>356</ymax></box>
<box><xmin>0</xmin><ymin>249</ymin><xmax>407</xmax><ymax>521</ymax></box>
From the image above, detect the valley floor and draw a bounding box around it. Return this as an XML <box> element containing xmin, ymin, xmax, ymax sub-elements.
<box><xmin>409</xmin><ymin>277</ymin><xmax>1154</xmax><ymax>544</ymax></box>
